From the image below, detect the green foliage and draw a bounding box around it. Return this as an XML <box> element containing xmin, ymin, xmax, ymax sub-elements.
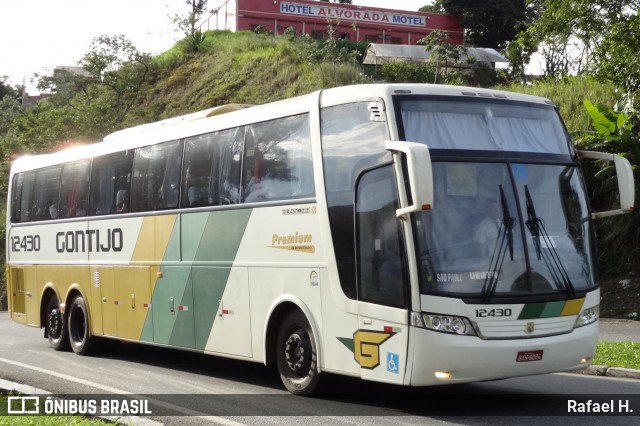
<box><xmin>292</xmin><ymin>23</ymin><xmax>365</xmax><ymax>86</ymax></box>
<box><xmin>420</xmin><ymin>1</ymin><xmax>446</xmax><ymax>13</ymax></box>
<box><xmin>437</xmin><ymin>0</ymin><xmax>535</xmax><ymax>49</ymax></box>
<box><xmin>0</xmin><ymin>76</ymin><xmax>19</xmax><ymax>100</ymax></box>
<box><xmin>381</xmin><ymin>61</ymin><xmax>436</xmax><ymax>83</ymax></box>
<box><xmin>170</xmin><ymin>0</ymin><xmax>209</xmax><ymax>38</ymax></box>
<box><xmin>518</xmin><ymin>0</ymin><xmax>640</xmax><ymax>86</ymax></box>
<box><xmin>184</xmin><ymin>29</ymin><xmax>207</xmax><ymax>53</ymax></box>
<box><xmin>418</xmin><ymin>30</ymin><xmax>468</xmax><ymax>84</ymax></box>
<box><xmin>574</xmin><ymin>100</ymin><xmax>640</xmax><ymax>277</ymax></box>
<box><xmin>594</xmin><ymin>12</ymin><xmax>640</xmax><ymax>94</ymax></box>
<box><xmin>503</xmin><ymin>76</ymin><xmax>617</xmax><ymax>132</ymax></box>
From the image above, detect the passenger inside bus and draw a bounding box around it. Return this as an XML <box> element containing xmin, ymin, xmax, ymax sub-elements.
<box><xmin>472</xmin><ymin>198</ymin><xmax>501</xmax><ymax>255</ymax></box>
<box><xmin>116</xmin><ymin>190</ymin><xmax>129</xmax><ymax>213</ymax></box>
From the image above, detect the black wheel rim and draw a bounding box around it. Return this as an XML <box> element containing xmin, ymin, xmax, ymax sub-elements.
<box><xmin>48</xmin><ymin>308</ymin><xmax>62</xmax><ymax>339</ymax></box>
<box><xmin>284</xmin><ymin>329</ymin><xmax>311</xmax><ymax>376</ymax></box>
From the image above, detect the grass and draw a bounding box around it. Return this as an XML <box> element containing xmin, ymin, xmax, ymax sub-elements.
<box><xmin>0</xmin><ymin>394</ymin><xmax>111</xmax><ymax>425</ymax></box>
<box><xmin>593</xmin><ymin>341</ymin><xmax>640</xmax><ymax>370</ymax></box>
<box><xmin>0</xmin><ymin>417</ymin><xmax>109</xmax><ymax>425</ymax></box>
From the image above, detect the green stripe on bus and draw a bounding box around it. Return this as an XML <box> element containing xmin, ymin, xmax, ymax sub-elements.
<box><xmin>518</xmin><ymin>302</ymin><xmax>546</xmax><ymax>320</ymax></box>
<box><xmin>540</xmin><ymin>300</ymin><xmax>565</xmax><ymax>318</ymax></box>
<box><xmin>518</xmin><ymin>300</ymin><xmax>579</xmax><ymax>320</ymax></box>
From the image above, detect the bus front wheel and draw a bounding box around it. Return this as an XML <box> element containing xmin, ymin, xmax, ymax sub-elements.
<box><xmin>276</xmin><ymin>310</ymin><xmax>320</xmax><ymax>395</ymax></box>
<box><xmin>68</xmin><ymin>295</ymin><xmax>92</xmax><ymax>355</ymax></box>
<box><xmin>46</xmin><ymin>295</ymin><xmax>69</xmax><ymax>351</ymax></box>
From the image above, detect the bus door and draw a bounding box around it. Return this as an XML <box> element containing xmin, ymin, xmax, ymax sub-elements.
<box><xmin>355</xmin><ymin>165</ymin><xmax>410</xmax><ymax>383</ymax></box>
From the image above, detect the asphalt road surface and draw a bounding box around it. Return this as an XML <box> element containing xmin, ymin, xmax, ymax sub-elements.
<box><xmin>1</xmin><ymin>312</ymin><xmax>639</xmax><ymax>425</ymax></box>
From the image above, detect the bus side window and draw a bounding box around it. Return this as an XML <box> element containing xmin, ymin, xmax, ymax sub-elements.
<box><xmin>32</xmin><ymin>167</ymin><xmax>61</xmax><ymax>221</ymax></box>
<box><xmin>9</xmin><ymin>174</ymin><xmax>20</xmax><ymax>222</ymax></box>
<box><xmin>90</xmin><ymin>151</ymin><xmax>133</xmax><ymax>216</ymax></box>
<box><xmin>182</xmin><ymin>127</ymin><xmax>243</xmax><ymax>208</ymax></box>
<box><xmin>131</xmin><ymin>140</ymin><xmax>182</xmax><ymax>212</ymax></box>
<box><xmin>242</xmin><ymin>114</ymin><xmax>313</xmax><ymax>203</ymax></box>
<box><xmin>59</xmin><ymin>160</ymin><xmax>90</xmax><ymax>218</ymax></box>
<box><xmin>214</xmin><ymin>127</ymin><xmax>243</xmax><ymax>205</ymax></box>
<box><xmin>182</xmin><ymin>134</ymin><xmax>214</xmax><ymax>207</ymax></box>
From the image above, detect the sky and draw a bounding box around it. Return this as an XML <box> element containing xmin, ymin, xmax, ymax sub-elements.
<box><xmin>0</xmin><ymin>1</ymin><xmax>431</xmax><ymax>93</ymax></box>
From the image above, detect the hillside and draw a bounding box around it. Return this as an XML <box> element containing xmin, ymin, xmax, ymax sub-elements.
<box><xmin>123</xmin><ymin>30</ymin><xmax>366</xmax><ymax>126</ymax></box>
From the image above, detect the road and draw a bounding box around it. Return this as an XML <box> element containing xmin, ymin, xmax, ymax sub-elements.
<box><xmin>599</xmin><ymin>318</ymin><xmax>640</xmax><ymax>342</ymax></box>
<box><xmin>1</xmin><ymin>312</ymin><xmax>639</xmax><ymax>425</ymax></box>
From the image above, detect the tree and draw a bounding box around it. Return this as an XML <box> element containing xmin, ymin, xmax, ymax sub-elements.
<box><xmin>420</xmin><ymin>1</ymin><xmax>446</xmax><ymax>13</ymax></box>
<box><xmin>78</xmin><ymin>35</ymin><xmax>152</xmax><ymax>134</ymax></box>
<box><xmin>34</xmin><ymin>35</ymin><xmax>152</xmax><ymax>137</ymax></box>
<box><xmin>170</xmin><ymin>0</ymin><xmax>209</xmax><ymax>52</ymax></box>
<box><xmin>519</xmin><ymin>0</ymin><xmax>640</xmax><ymax>87</ymax></box>
<box><xmin>593</xmin><ymin>10</ymin><xmax>640</xmax><ymax>94</ymax></box>
<box><xmin>434</xmin><ymin>0</ymin><xmax>537</xmax><ymax>50</ymax></box>
<box><xmin>171</xmin><ymin>0</ymin><xmax>208</xmax><ymax>38</ymax></box>
<box><xmin>0</xmin><ymin>76</ymin><xmax>19</xmax><ymax>100</ymax></box>
<box><xmin>418</xmin><ymin>30</ymin><xmax>467</xmax><ymax>83</ymax></box>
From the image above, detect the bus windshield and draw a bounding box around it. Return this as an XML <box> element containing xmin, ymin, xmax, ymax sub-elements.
<box><xmin>413</xmin><ymin>161</ymin><xmax>596</xmax><ymax>299</ymax></box>
<box><xmin>398</xmin><ymin>97</ymin><xmax>594</xmax><ymax>299</ymax></box>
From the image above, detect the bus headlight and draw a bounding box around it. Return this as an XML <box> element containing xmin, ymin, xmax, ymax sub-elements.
<box><xmin>423</xmin><ymin>313</ymin><xmax>476</xmax><ymax>336</ymax></box>
<box><xmin>575</xmin><ymin>305</ymin><xmax>599</xmax><ymax>328</ymax></box>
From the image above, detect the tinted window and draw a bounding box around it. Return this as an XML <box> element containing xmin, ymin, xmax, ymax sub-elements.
<box><xmin>59</xmin><ymin>160</ymin><xmax>90</xmax><ymax>219</ymax></box>
<box><xmin>11</xmin><ymin>172</ymin><xmax>35</xmax><ymax>223</ymax></box>
<box><xmin>242</xmin><ymin>114</ymin><xmax>314</xmax><ymax>202</ymax></box>
<box><xmin>182</xmin><ymin>127</ymin><xmax>243</xmax><ymax>207</ymax></box>
<box><xmin>357</xmin><ymin>166</ymin><xmax>407</xmax><ymax>307</ymax></box>
<box><xmin>90</xmin><ymin>151</ymin><xmax>133</xmax><ymax>215</ymax></box>
<box><xmin>131</xmin><ymin>140</ymin><xmax>183</xmax><ymax>212</ymax></box>
<box><xmin>32</xmin><ymin>167</ymin><xmax>61</xmax><ymax>221</ymax></box>
<box><xmin>320</xmin><ymin>102</ymin><xmax>390</xmax><ymax>300</ymax></box>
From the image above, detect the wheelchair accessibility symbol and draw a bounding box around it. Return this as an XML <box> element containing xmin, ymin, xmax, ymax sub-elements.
<box><xmin>387</xmin><ymin>352</ymin><xmax>400</xmax><ymax>374</ymax></box>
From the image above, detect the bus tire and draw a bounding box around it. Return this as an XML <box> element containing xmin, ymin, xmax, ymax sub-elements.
<box><xmin>46</xmin><ymin>295</ymin><xmax>69</xmax><ymax>351</ymax></box>
<box><xmin>276</xmin><ymin>310</ymin><xmax>320</xmax><ymax>395</ymax></box>
<box><xmin>68</xmin><ymin>295</ymin><xmax>92</xmax><ymax>355</ymax></box>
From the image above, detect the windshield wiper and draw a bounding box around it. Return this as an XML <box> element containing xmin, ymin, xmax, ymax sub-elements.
<box><xmin>482</xmin><ymin>185</ymin><xmax>515</xmax><ymax>302</ymax></box>
<box><xmin>500</xmin><ymin>185</ymin><xmax>515</xmax><ymax>261</ymax></box>
<box><xmin>524</xmin><ymin>185</ymin><xmax>576</xmax><ymax>297</ymax></box>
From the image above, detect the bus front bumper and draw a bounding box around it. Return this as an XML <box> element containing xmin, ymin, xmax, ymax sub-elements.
<box><xmin>408</xmin><ymin>322</ymin><xmax>598</xmax><ymax>386</ymax></box>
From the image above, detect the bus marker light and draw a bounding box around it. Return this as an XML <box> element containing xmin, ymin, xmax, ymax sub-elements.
<box><xmin>434</xmin><ymin>371</ymin><xmax>452</xmax><ymax>380</ymax></box>
<box><xmin>580</xmin><ymin>357</ymin><xmax>591</xmax><ymax>364</ymax></box>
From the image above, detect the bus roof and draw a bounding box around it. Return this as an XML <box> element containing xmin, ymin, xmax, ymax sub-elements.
<box><xmin>9</xmin><ymin>84</ymin><xmax>555</xmax><ymax>174</ymax></box>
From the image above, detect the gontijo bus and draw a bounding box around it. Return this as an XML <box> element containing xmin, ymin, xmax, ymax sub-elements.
<box><xmin>6</xmin><ymin>84</ymin><xmax>635</xmax><ymax>394</ymax></box>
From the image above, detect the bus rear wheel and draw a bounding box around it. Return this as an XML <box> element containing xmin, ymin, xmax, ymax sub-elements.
<box><xmin>46</xmin><ymin>295</ymin><xmax>69</xmax><ymax>351</ymax></box>
<box><xmin>276</xmin><ymin>311</ymin><xmax>320</xmax><ymax>395</ymax></box>
<box><xmin>68</xmin><ymin>295</ymin><xmax>92</xmax><ymax>355</ymax></box>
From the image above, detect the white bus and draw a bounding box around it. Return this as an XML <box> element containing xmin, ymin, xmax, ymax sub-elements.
<box><xmin>6</xmin><ymin>84</ymin><xmax>635</xmax><ymax>394</ymax></box>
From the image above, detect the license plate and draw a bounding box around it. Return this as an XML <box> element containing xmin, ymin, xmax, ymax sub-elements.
<box><xmin>516</xmin><ymin>350</ymin><xmax>543</xmax><ymax>362</ymax></box>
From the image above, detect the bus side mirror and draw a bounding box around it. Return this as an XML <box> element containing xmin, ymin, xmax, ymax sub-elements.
<box><xmin>385</xmin><ymin>140</ymin><xmax>434</xmax><ymax>217</ymax></box>
<box><xmin>577</xmin><ymin>150</ymin><xmax>635</xmax><ymax>219</ymax></box>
